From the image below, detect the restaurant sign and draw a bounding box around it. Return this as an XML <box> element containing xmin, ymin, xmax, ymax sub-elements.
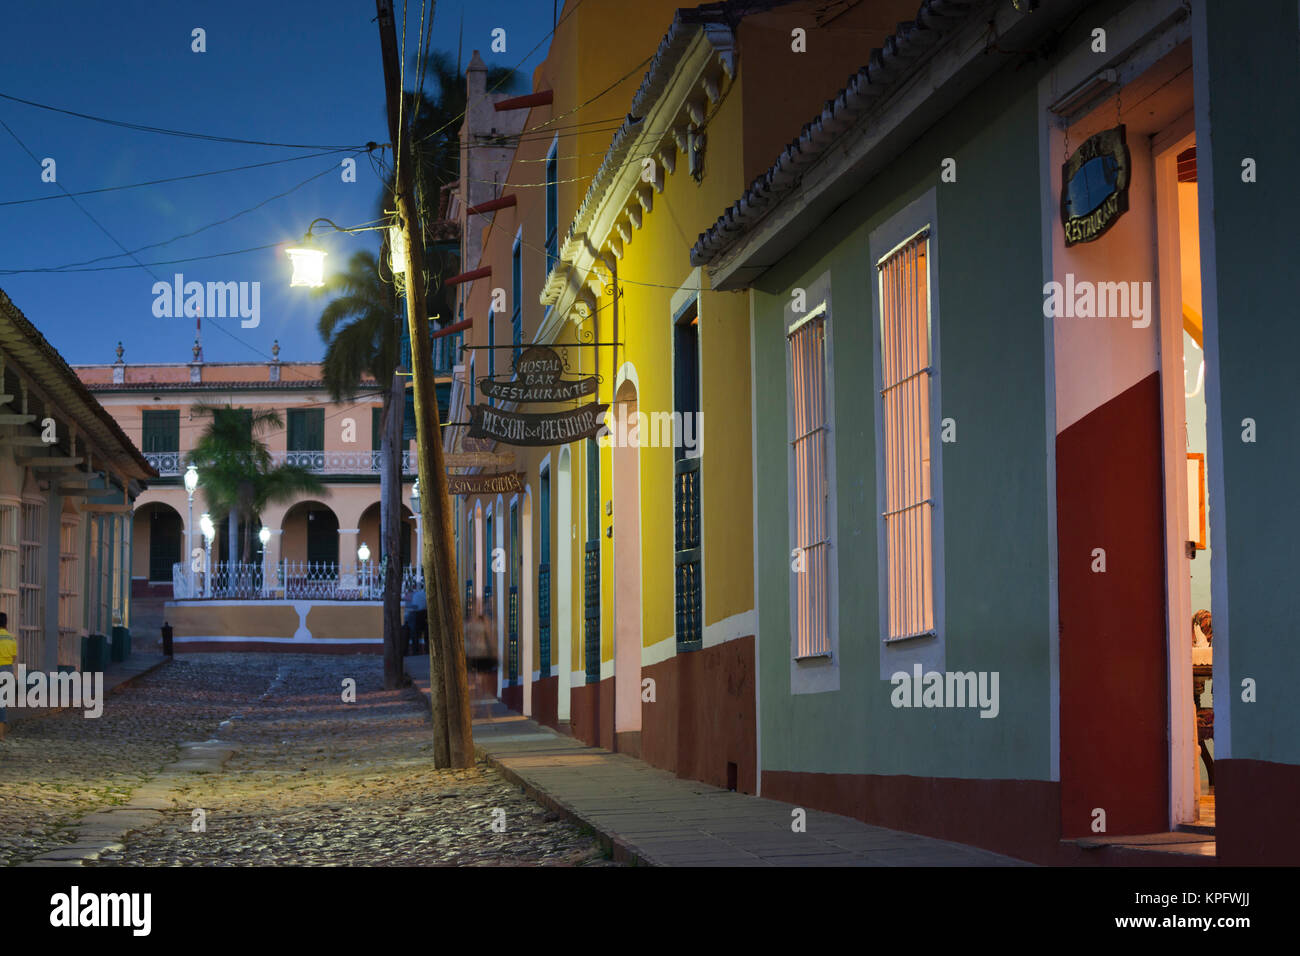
<box><xmin>478</xmin><ymin>345</ymin><xmax>597</xmax><ymax>403</ymax></box>
<box><xmin>468</xmin><ymin>402</ymin><xmax>610</xmax><ymax>447</ymax></box>
<box><xmin>1061</xmin><ymin>125</ymin><xmax>1131</xmax><ymax>246</ymax></box>
<box><xmin>447</xmin><ymin>472</ymin><xmax>523</xmax><ymax>496</ymax></box>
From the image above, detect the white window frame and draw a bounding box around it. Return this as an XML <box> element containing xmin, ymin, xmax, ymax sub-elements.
<box><xmin>787</xmin><ymin>307</ymin><xmax>833</xmax><ymax>660</ymax></box>
<box><xmin>870</xmin><ymin>190</ymin><xmax>946</xmax><ymax>678</ymax></box>
<box><xmin>18</xmin><ymin>498</ymin><xmax>45</xmax><ymax>667</ymax></box>
<box><xmin>786</xmin><ymin>272</ymin><xmax>839</xmax><ymax>695</ymax></box>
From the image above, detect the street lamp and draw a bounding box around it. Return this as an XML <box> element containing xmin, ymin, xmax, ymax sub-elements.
<box><xmin>259</xmin><ymin>526</ymin><xmax>271</xmax><ymax>596</ymax></box>
<box><xmin>200</xmin><ymin>512</ymin><xmax>215</xmax><ymax>598</ymax></box>
<box><xmin>357</xmin><ymin>542</ymin><xmax>371</xmax><ymax>598</ymax></box>
<box><xmin>286</xmin><ymin>244</ymin><xmax>327</xmax><ymax>288</ymax></box>
<box><xmin>287</xmin><ymin>219</ymin><xmax>391</xmax><ymax>290</ymax></box>
<box><xmin>184</xmin><ymin>464</ymin><xmax>199</xmax><ymax>596</ymax></box>
<box><xmin>410</xmin><ymin>479</ymin><xmax>422</xmax><ymax>586</ymax></box>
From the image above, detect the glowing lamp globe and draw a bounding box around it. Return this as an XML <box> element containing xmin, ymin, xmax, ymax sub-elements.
<box><xmin>259</xmin><ymin>526</ymin><xmax>271</xmax><ymax>546</ymax></box>
<box><xmin>287</xmin><ymin>246</ymin><xmax>327</xmax><ymax>288</ymax></box>
<box><xmin>184</xmin><ymin>463</ymin><xmax>199</xmax><ymax>494</ymax></box>
<box><xmin>357</xmin><ymin>542</ymin><xmax>371</xmax><ymax>563</ymax></box>
<box><xmin>200</xmin><ymin>513</ymin><xmax>215</xmax><ymax>541</ymax></box>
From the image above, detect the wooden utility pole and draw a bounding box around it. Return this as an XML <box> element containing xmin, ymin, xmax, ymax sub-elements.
<box><xmin>380</xmin><ymin>369</ymin><xmax>404</xmax><ymax>690</ymax></box>
<box><xmin>374</xmin><ymin>0</ymin><xmax>474</xmax><ymax>768</ymax></box>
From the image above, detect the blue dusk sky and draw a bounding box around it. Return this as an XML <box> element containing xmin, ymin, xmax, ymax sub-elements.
<box><xmin>0</xmin><ymin>0</ymin><xmax>553</xmax><ymax>367</ymax></box>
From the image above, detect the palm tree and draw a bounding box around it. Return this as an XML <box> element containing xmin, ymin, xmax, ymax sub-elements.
<box><xmin>316</xmin><ymin>249</ymin><xmax>406</xmax><ymax>689</ymax></box>
<box><xmin>392</xmin><ymin>51</ymin><xmax>522</xmax><ymax>328</ymax></box>
<box><xmin>406</xmin><ymin>50</ymin><xmax>521</xmax><ymax>205</ymax></box>
<box><xmin>189</xmin><ymin>405</ymin><xmax>327</xmax><ymax>569</ymax></box>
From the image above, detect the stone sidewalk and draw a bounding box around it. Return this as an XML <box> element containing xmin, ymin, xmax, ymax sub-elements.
<box><xmin>406</xmin><ymin>657</ymin><xmax>1025</xmax><ymax>866</ymax></box>
<box><xmin>6</xmin><ymin>652</ymin><xmax>169</xmax><ymax>727</ymax></box>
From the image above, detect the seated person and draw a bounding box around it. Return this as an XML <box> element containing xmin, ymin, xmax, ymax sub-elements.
<box><xmin>1192</xmin><ymin>609</ymin><xmax>1214</xmax><ymax>787</ymax></box>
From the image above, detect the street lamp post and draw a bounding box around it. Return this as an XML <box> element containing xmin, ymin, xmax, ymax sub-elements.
<box><xmin>259</xmin><ymin>526</ymin><xmax>271</xmax><ymax>597</ymax></box>
<box><xmin>184</xmin><ymin>464</ymin><xmax>199</xmax><ymax>596</ymax></box>
<box><xmin>357</xmin><ymin>542</ymin><xmax>371</xmax><ymax>599</ymax></box>
<box><xmin>410</xmin><ymin>479</ymin><xmax>422</xmax><ymax>588</ymax></box>
<box><xmin>200</xmin><ymin>512</ymin><xmax>215</xmax><ymax>598</ymax></box>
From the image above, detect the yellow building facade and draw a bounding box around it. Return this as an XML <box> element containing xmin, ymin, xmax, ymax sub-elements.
<box><xmin>447</xmin><ymin>0</ymin><xmax>923</xmax><ymax>792</ymax></box>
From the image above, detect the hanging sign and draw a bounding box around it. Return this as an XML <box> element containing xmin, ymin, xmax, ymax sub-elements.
<box><xmin>468</xmin><ymin>401</ymin><xmax>609</xmax><ymax>447</ymax></box>
<box><xmin>478</xmin><ymin>345</ymin><xmax>597</xmax><ymax>403</ymax></box>
<box><xmin>447</xmin><ymin>472</ymin><xmax>523</xmax><ymax>496</ymax></box>
<box><xmin>1061</xmin><ymin>125</ymin><xmax>1131</xmax><ymax>246</ymax></box>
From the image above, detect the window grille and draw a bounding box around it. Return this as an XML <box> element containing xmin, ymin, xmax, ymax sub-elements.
<box><xmin>59</xmin><ymin>517</ymin><xmax>80</xmax><ymax>667</ymax></box>
<box><xmin>788</xmin><ymin>309</ymin><xmax>831</xmax><ymax>657</ymax></box>
<box><xmin>877</xmin><ymin>229</ymin><xmax>936</xmax><ymax>641</ymax></box>
<box><xmin>0</xmin><ymin>503</ymin><xmax>18</xmax><ymax>651</ymax></box>
<box><xmin>19</xmin><ymin>502</ymin><xmax>44</xmax><ymax>665</ymax></box>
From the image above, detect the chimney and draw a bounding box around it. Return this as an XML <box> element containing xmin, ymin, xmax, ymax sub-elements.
<box><xmin>467</xmin><ymin>49</ymin><xmax>487</xmax><ymax>105</ymax></box>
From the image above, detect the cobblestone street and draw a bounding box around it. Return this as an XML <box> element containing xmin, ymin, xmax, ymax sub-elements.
<box><xmin>0</xmin><ymin>655</ymin><xmax>613</xmax><ymax>867</ymax></box>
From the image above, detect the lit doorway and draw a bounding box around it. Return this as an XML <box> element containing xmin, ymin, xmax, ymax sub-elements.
<box><xmin>1155</xmin><ymin>127</ymin><xmax>1214</xmax><ymax>830</ymax></box>
<box><xmin>556</xmin><ymin>448</ymin><xmax>573</xmax><ymax>723</ymax></box>
<box><xmin>613</xmin><ymin>377</ymin><xmax>643</xmax><ymax>754</ymax></box>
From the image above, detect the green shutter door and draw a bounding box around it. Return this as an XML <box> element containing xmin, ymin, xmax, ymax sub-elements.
<box><xmin>288</xmin><ymin>409</ymin><xmax>325</xmax><ymax>451</ymax></box>
<box><xmin>141</xmin><ymin>410</ymin><xmax>179</xmax><ymax>452</ymax></box>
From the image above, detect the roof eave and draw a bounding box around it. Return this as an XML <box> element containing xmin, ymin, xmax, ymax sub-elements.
<box><xmin>697</xmin><ymin>0</ymin><xmax>1097</xmax><ymax>289</ymax></box>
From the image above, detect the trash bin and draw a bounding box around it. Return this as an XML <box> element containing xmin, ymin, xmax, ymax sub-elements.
<box><xmin>110</xmin><ymin>625</ymin><xmax>128</xmax><ymax>663</ymax></box>
<box><xmin>82</xmin><ymin>634</ymin><xmax>108</xmax><ymax>672</ymax></box>
<box><xmin>161</xmin><ymin>622</ymin><xmax>174</xmax><ymax>657</ymax></box>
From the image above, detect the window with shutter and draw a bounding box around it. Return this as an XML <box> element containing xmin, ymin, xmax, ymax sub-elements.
<box><xmin>875</xmin><ymin>227</ymin><xmax>939</xmax><ymax>642</ymax></box>
<box><xmin>788</xmin><ymin>307</ymin><xmax>831</xmax><ymax>658</ymax></box>
<box><xmin>287</xmin><ymin>408</ymin><xmax>324</xmax><ymax>452</ymax></box>
<box><xmin>141</xmin><ymin>410</ymin><xmax>179</xmax><ymax>452</ymax></box>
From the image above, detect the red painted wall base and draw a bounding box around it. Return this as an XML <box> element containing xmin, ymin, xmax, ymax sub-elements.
<box><xmin>1216</xmin><ymin>758</ymin><xmax>1300</xmax><ymax>865</ymax></box>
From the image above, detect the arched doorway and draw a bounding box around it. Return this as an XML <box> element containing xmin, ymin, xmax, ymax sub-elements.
<box><xmin>135</xmin><ymin>502</ymin><xmax>183</xmax><ymax>583</ymax></box>
<box><xmin>282</xmin><ymin>501</ymin><xmax>340</xmax><ymax>566</ymax></box>
<box><xmin>359</xmin><ymin>501</ymin><xmax>415</xmax><ymax>570</ymax></box>
<box><xmin>521</xmin><ymin>489</ymin><xmax>534</xmax><ymax>716</ymax></box>
<box><xmin>557</xmin><ymin>447</ymin><xmax>572</xmax><ymax>722</ymax></box>
<box><xmin>613</xmin><ymin>378</ymin><xmax>642</xmax><ymax>752</ymax></box>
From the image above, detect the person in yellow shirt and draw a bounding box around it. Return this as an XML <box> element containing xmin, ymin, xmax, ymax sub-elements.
<box><xmin>0</xmin><ymin>612</ymin><xmax>16</xmax><ymax>739</ymax></box>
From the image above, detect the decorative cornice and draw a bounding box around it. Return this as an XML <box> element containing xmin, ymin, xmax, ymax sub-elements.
<box><xmin>537</xmin><ymin>13</ymin><xmax>737</xmax><ymax>325</ymax></box>
<box><xmin>690</xmin><ymin>0</ymin><xmax>985</xmax><ymax>273</ymax></box>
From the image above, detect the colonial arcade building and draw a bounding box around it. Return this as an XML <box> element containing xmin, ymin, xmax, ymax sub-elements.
<box><xmin>0</xmin><ymin>289</ymin><xmax>151</xmax><ymax>673</ymax></box>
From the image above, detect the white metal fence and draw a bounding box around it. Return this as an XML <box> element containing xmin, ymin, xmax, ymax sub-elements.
<box><xmin>173</xmin><ymin>558</ymin><xmax>423</xmax><ymax>601</ymax></box>
<box><xmin>145</xmin><ymin>450</ymin><xmax>415</xmax><ymax>477</ymax></box>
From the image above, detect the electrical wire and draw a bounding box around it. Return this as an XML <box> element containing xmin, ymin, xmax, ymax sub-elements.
<box><xmin>9</xmin><ymin>161</ymin><xmax>345</xmax><ymax>273</ymax></box>
<box><xmin>520</xmin><ymin>54</ymin><xmax>653</xmax><ymax>135</ymax></box>
<box><xmin>0</xmin><ymin>114</ymin><xmax>163</xmax><ymax>282</ymax></box>
<box><xmin>0</xmin><ymin>148</ymin><xmax>364</xmax><ymax>207</ymax></box>
<box><xmin>412</xmin><ymin>0</ymin><xmax>589</xmax><ymax>149</ymax></box>
<box><xmin>0</xmin><ymin>90</ymin><xmax>374</xmax><ymax>150</ymax></box>
<box><xmin>0</xmin><ymin>242</ymin><xmax>281</xmax><ymax>274</ymax></box>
